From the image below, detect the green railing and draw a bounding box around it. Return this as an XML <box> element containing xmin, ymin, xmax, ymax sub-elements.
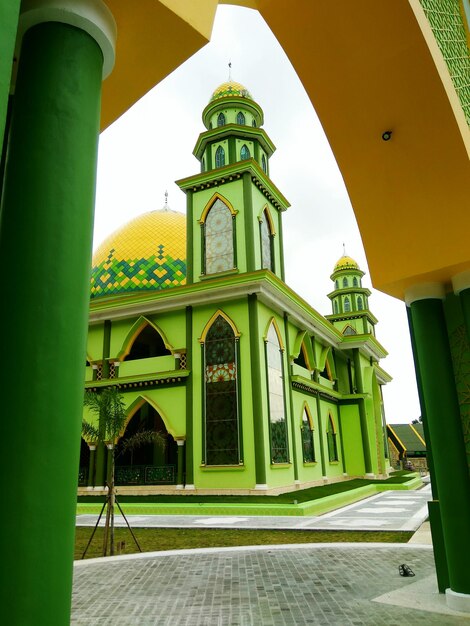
<box><xmin>115</xmin><ymin>464</ymin><xmax>176</xmax><ymax>485</ymax></box>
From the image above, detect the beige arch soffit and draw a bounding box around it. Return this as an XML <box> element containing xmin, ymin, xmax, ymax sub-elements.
<box><xmin>199</xmin><ymin>309</ymin><xmax>241</xmax><ymax>343</ymax></box>
<box><xmin>198</xmin><ymin>192</ymin><xmax>238</xmax><ymax>224</ymax></box>
<box><xmin>263</xmin><ymin>317</ymin><xmax>284</xmax><ymax>350</ymax></box>
<box><xmin>121</xmin><ymin>394</ymin><xmax>178</xmax><ymax>440</ymax></box>
<box><xmin>117</xmin><ymin>315</ymin><xmax>173</xmax><ymax>361</ymax></box>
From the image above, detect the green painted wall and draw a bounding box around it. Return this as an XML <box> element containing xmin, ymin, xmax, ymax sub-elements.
<box><xmin>339</xmin><ymin>403</ymin><xmax>365</xmax><ymax>475</ymax></box>
<box><xmin>87</xmin><ymin>324</ymin><xmax>104</xmax><ymax>361</ymax></box>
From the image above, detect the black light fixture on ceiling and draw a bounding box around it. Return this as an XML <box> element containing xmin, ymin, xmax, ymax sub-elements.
<box><xmin>382</xmin><ymin>130</ymin><xmax>393</xmax><ymax>141</ymax></box>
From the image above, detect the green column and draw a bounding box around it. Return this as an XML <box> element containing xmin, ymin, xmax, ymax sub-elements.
<box><xmin>87</xmin><ymin>445</ymin><xmax>97</xmax><ymax>487</ymax></box>
<box><xmin>352</xmin><ymin>348</ymin><xmax>373</xmax><ymax>474</ymax></box>
<box><xmin>176</xmin><ymin>440</ymin><xmax>185</xmax><ymax>487</ymax></box>
<box><xmin>0</xmin><ymin>6</ymin><xmax>114</xmax><ymax>624</ymax></box>
<box><xmin>284</xmin><ymin>313</ymin><xmax>299</xmax><ymax>481</ymax></box>
<box><xmin>457</xmin><ymin>287</ymin><xmax>470</xmax><ymax>344</ymax></box>
<box><xmin>409</xmin><ymin>297</ymin><xmax>470</xmax><ymax>597</ymax></box>
<box><xmin>248</xmin><ymin>294</ymin><xmax>267</xmax><ymax>486</ymax></box>
<box><xmin>185</xmin><ymin>306</ymin><xmax>194</xmax><ymax>485</ymax></box>
<box><xmin>242</xmin><ymin>172</ymin><xmax>256</xmax><ymax>272</ymax></box>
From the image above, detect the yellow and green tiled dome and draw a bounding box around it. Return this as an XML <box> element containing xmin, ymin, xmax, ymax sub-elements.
<box><xmin>211</xmin><ymin>81</ymin><xmax>252</xmax><ymax>101</ymax></box>
<box><xmin>334</xmin><ymin>255</ymin><xmax>359</xmax><ymax>272</ymax></box>
<box><xmin>90</xmin><ymin>208</ymin><xmax>186</xmax><ymax>299</ymax></box>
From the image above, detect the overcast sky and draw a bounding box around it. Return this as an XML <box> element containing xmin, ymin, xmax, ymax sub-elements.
<box><xmin>94</xmin><ymin>5</ymin><xmax>421</xmax><ymax>424</ymax></box>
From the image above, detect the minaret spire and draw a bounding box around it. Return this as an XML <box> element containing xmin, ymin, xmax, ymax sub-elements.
<box><xmin>228</xmin><ymin>61</ymin><xmax>232</xmax><ymax>81</ymax></box>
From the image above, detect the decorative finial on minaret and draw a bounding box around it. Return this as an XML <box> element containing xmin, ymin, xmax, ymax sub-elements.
<box><xmin>342</xmin><ymin>242</ymin><xmax>346</xmax><ymax>256</ymax></box>
<box><xmin>164</xmin><ymin>190</ymin><xmax>169</xmax><ymax>210</ymax></box>
<box><xmin>228</xmin><ymin>61</ymin><xmax>232</xmax><ymax>81</ymax></box>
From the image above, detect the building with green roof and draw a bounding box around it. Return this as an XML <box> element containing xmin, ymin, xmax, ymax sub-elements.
<box><xmin>80</xmin><ymin>81</ymin><xmax>392</xmax><ymax>494</ymax></box>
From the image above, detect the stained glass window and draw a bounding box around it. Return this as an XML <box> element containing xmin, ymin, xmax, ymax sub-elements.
<box><xmin>204</xmin><ymin>198</ymin><xmax>234</xmax><ymax>274</ymax></box>
<box><xmin>217</xmin><ymin>112</ymin><xmax>226</xmax><ymax>127</ymax></box>
<box><xmin>204</xmin><ymin>315</ymin><xmax>239</xmax><ymax>465</ymax></box>
<box><xmin>327</xmin><ymin>415</ymin><xmax>338</xmax><ymax>462</ymax></box>
<box><xmin>260</xmin><ymin>211</ymin><xmax>273</xmax><ymax>271</ymax></box>
<box><xmin>344</xmin><ymin>297</ymin><xmax>351</xmax><ymax>312</ymax></box>
<box><xmin>240</xmin><ymin>144</ymin><xmax>250</xmax><ymax>160</ymax></box>
<box><xmin>266</xmin><ymin>323</ymin><xmax>289</xmax><ymax>463</ymax></box>
<box><xmin>215</xmin><ymin>146</ymin><xmax>225</xmax><ymax>168</ymax></box>
<box><xmin>357</xmin><ymin>296</ymin><xmax>363</xmax><ymax>310</ymax></box>
<box><xmin>301</xmin><ymin>408</ymin><xmax>315</xmax><ymax>463</ymax></box>
<box><xmin>261</xmin><ymin>154</ymin><xmax>267</xmax><ymax>173</ymax></box>
<box><xmin>237</xmin><ymin>111</ymin><xmax>245</xmax><ymax>125</ymax></box>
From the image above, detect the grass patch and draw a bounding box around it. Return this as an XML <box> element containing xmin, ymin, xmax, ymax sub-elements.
<box><xmin>75</xmin><ymin>526</ymin><xmax>413</xmax><ymax>560</ymax></box>
<box><xmin>78</xmin><ymin>473</ymin><xmax>417</xmax><ymax>506</ymax></box>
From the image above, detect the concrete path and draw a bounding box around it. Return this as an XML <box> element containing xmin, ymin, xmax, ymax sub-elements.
<box><xmin>72</xmin><ymin>543</ymin><xmax>469</xmax><ymax>625</ymax></box>
<box><xmin>76</xmin><ymin>483</ymin><xmax>432</xmax><ymax>533</ymax></box>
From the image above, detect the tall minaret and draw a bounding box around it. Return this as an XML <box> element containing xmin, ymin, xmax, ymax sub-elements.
<box><xmin>326</xmin><ymin>253</ymin><xmax>377</xmax><ymax>336</ymax></box>
<box><xmin>176</xmin><ymin>79</ymin><xmax>290</xmax><ymax>284</ymax></box>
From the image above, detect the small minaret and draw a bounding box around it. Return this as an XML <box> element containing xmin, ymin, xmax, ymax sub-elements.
<box><xmin>326</xmin><ymin>252</ymin><xmax>377</xmax><ymax>336</ymax></box>
<box><xmin>176</xmin><ymin>78</ymin><xmax>290</xmax><ymax>284</ymax></box>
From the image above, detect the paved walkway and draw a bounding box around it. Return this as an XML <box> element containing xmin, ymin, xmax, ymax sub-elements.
<box><xmin>72</xmin><ymin>543</ymin><xmax>470</xmax><ymax>625</ymax></box>
<box><xmin>76</xmin><ymin>483</ymin><xmax>432</xmax><ymax>532</ymax></box>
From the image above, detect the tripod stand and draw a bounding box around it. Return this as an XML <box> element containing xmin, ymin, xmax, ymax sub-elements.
<box><xmin>81</xmin><ymin>485</ymin><xmax>142</xmax><ymax>559</ymax></box>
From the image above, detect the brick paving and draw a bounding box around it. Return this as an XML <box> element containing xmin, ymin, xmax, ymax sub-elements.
<box><xmin>71</xmin><ymin>544</ymin><xmax>470</xmax><ymax>625</ymax></box>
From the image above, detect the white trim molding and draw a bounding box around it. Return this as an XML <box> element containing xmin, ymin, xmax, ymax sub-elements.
<box><xmin>404</xmin><ymin>282</ymin><xmax>445</xmax><ymax>306</ymax></box>
<box><xmin>451</xmin><ymin>269</ymin><xmax>470</xmax><ymax>295</ymax></box>
<box><xmin>18</xmin><ymin>0</ymin><xmax>116</xmax><ymax>78</ymax></box>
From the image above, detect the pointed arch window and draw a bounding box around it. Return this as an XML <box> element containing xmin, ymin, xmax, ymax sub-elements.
<box><xmin>237</xmin><ymin>111</ymin><xmax>245</xmax><ymax>125</ymax></box>
<box><xmin>204</xmin><ymin>198</ymin><xmax>234</xmax><ymax>274</ymax></box>
<box><xmin>334</xmin><ymin>300</ymin><xmax>339</xmax><ymax>314</ymax></box>
<box><xmin>343</xmin><ymin>277</ymin><xmax>348</xmax><ymax>288</ymax></box>
<box><xmin>204</xmin><ymin>315</ymin><xmax>240</xmax><ymax>465</ymax></box>
<box><xmin>294</xmin><ymin>344</ymin><xmax>308</xmax><ymax>370</ymax></box>
<box><xmin>260</xmin><ymin>210</ymin><xmax>274</xmax><ymax>271</ymax></box>
<box><xmin>353</xmin><ymin>277</ymin><xmax>358</xmax><ymax>287</ymax></box>
<box><xmin>301</xmin><ymin>408</ymin><xmax>315</xmax><ymax>463</ymax></box>
<box><xmin>261</xmin><ymin>154</ymin><xmax>267</xmax><ymax>173</ymax></box>
<box><xmin>240</xmin><ymin>144</ymin><xmax>250</xmax><ymax>160</ymax></box>
<box><xmin>217</xmin><ymin>112</ymin><xmax>226</xmax><ymax>127</ymax></box>
<box><xmin>215</xmin><ymin>146</ymin><xmax>225</xmax><ymax>168</ymax></box>
<box><xmin>344</xmin><ymin>297</ymin><xmax>351</xmax><ymax>312</ymax></box>
<box><xmin>327</xmin><ymin>415</ymin><xmax>338</xmax><ymax>462</ymax></box>
<box><xmin>357</xmin><ymin>296</ymin><xmax>364</xmax><ymax>310</ymax></box>
<box><xmin>266</xmin><ymin>323</ymin><xmax>289</xmax><ymax>463</ymax></box>
<box><xmin>335</xmin><ymin>280</ymin><xmax>339</xmax><ymax>289</ymax></box>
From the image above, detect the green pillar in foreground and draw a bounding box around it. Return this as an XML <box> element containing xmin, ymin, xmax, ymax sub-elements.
<box><xmin>408</xmin><ymin>296</ymin><xmax>470</xmax><ymax>602</ymax></box>
<box><xmin>0</xmin><ymin>3</ymin><xmax>115</xmax><ymax>624</ymax></box>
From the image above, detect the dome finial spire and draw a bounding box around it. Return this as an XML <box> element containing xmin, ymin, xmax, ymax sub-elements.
<box><xmin>163</xmin><ymin>190</ymin><xmax>169</xmax><ymax>211</ymax></box>
<box><xmin>228</xmin><ymin>60</ymin><xmax>232</xmax><ymax>81</ymax></box>
<box><xmin>342</xmin><ymin>242</ymin><xmax>346</xmax><ymax>256</ymax></box>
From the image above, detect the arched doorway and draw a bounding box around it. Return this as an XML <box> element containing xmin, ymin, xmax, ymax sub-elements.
<box><xmin>115</xmin><ymin>402</ymin><xmax>177</xmax><ymax>485</ymax></box>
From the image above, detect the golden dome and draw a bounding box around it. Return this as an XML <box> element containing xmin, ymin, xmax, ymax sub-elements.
<box><xmin>334</xmin><ymin>255</ymin><xmax>359</xmax><ymax>271</ymax></box>
<box><xmin>90</xmin><ymin>209</ymin><xmax>186</xmax><ymax>299</ymax></box>
<box><xmin>211</xmin><ymin>81</ymin><xmax>252</xmax><ymax>101</ymax></box>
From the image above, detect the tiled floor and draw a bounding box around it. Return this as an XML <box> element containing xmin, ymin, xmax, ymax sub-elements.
<box><xmin>71</xmin><ymin>544</ymin><xmax>469</xmax><ymax>625</ymax></box>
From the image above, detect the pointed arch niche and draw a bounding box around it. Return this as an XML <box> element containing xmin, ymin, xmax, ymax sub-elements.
<box><xmin>265</xmin><ymin>319</ymin><xmax>289</xmax><ymax>463</ymax></box>
<box><xmin>201</xmin><ymin>311</ymin><xmax>241</xmax><ymax>466</ymax></box>
<box><xmin>301</xmin><ymin>404</ymin><xmax>316</xmax><ymax>463</ymax></box>
<box><xmin>115</xmin><ymin>397</ymin><xmax>178</xmax><ymax>485</ymax></box>
<box><xmin>326</xmin><ymin>413</ymin><xmax>339</xmax><ymax>462</ymax></box>
<box><xmin>200</xmin><ymin>194</ymin><xmax>237</xmax><ymax>275</ymax></box>
<box><xmin>119</xmin><ymin>317</ymin><xmax>172</xmax><ymax>362</ymax></box>
<box><xmin>259</xmin><ymin>206</ymin><xmax>275</xmax><ymax>272</ymax></box>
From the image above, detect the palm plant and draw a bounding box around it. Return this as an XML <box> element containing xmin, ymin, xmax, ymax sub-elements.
<box><xmin>82</xmin><ymin>387</ymin><xmax>165</xmax><ymax>557</ymax></box>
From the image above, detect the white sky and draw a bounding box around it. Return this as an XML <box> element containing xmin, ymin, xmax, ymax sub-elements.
<box><xmin>94</xmin><ymin>5</ymin><xmax>421</xmax><ymax>424</ymax></box>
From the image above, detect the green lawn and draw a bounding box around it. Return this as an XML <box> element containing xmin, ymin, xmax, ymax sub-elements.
<box><xmin>75</xmin><ymin>526</ymin><xmax>413</xmax><ymax>560</ymax></box>
<box><xmin>77</xmin><ymin>472</ymin><xmax>417</xmax><ymax>506</ymax></box>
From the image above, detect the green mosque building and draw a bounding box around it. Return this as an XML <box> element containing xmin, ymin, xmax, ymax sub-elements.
<box><xmin>81</xmin><ymin>81</ymin><xmax>392</xmax><ymax>493</ymax></box>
